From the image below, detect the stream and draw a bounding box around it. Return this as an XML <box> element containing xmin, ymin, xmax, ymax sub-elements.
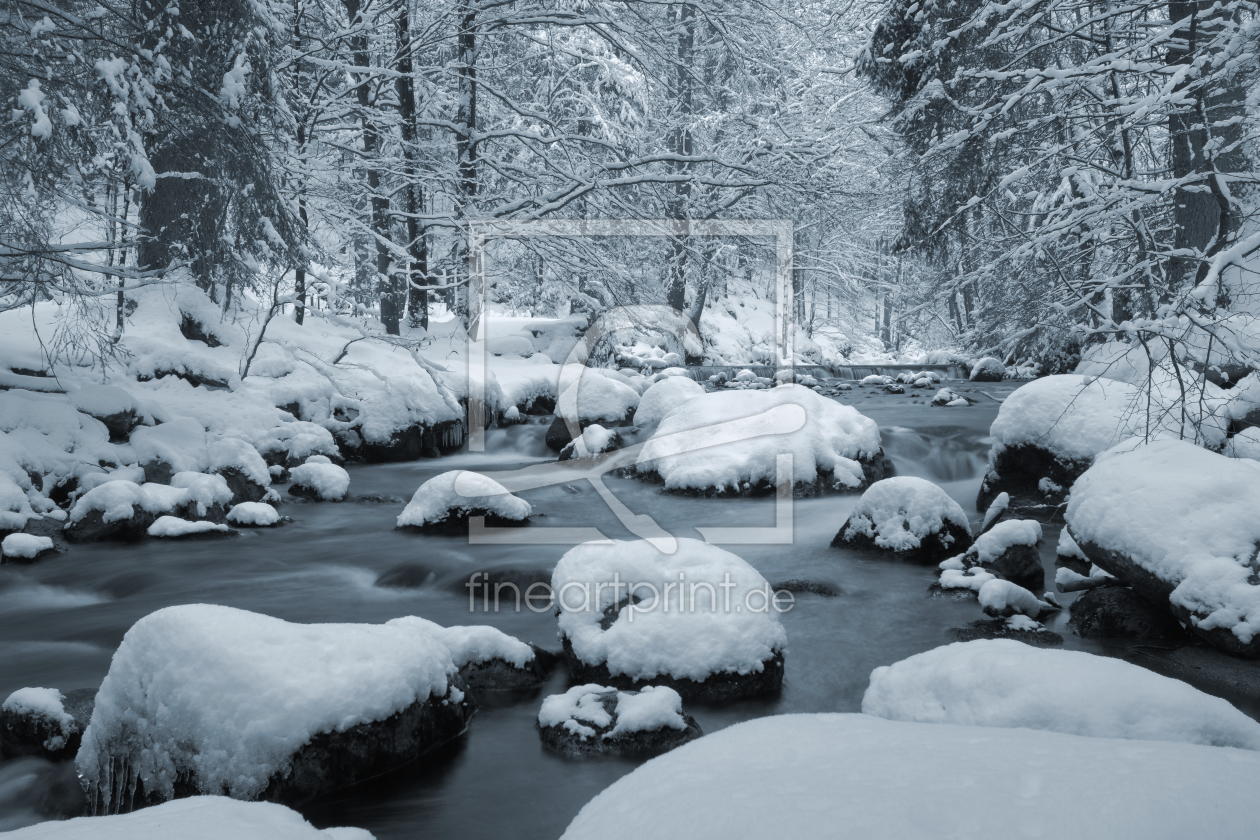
<box><xmin>0</xmin><ymin>382</ymin><xmax>1247</xmax><ymax>837</ymax></box>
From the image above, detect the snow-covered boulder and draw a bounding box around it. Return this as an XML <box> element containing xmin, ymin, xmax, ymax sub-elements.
<box><xmin>70</xmin><ymin>385</ymin><xmax>140</xmax><ymax>442</ymax></box>
<box><xmin>930</xmin><ymin>387</ymin><xmax>968</xmax><ymax>406</ymax></box>
<box><xmin>860</xmin><ymin>374</ymin><xmax>892</xmax><ymax>385</ymax></box>
<box><xmin>227</xmin><ymin>502</ymin><xmax>282</xmax><ymax>527</ymax></box>
<box><xmin>389</xmin><ymin>616</ymin><xmax>552</xmax><ymax>691</ymax></box>
<box><xmin>977</xmin><ymin>578</ymin><xmax>1054</xmax><ymax>619</ymax></box>
<box><xmin>559</xmin><ymin>713</ymin><xmax>1260</xmax><ymax>840</ymax></box>
<box><xmin>205</xmin><ymin>437</ymin><xmax>271</xmax><ymax>503</ymax></box>
<box><xmin>288</xmin><ymin>457</ymin><xmax>349</xmax><ymax>502</ymax></box>
<box><xmin>831</xmin><ymin>477</ymin><xmax>972</xmax><ymax>564</ymax></box>
<box><xmin>64</xmin><ymin>480</ymin><xmax>206</xmax><ymax>542</ymax></box>
<box><xmin>635</xmin><ymin>385</ymin><xmax>888</xmax><ymax>496</ymax></box>
<box><xmin>977</xmin><ymin>374</ymin><xmax>1141</xmax><ymax>512</ymax></box>
<box><xmin>1066</xmin><ymin>439</ymin><xmax>1260</xmax><ymax>657</ymax></box>
<box><xmin>2</xmin><ymin>796</ymin><xmax>374</xmax><ymax>840</ymax></box>
<box><xmin>76</xmin><ymin>605</ymin><xmax>475</xmax><ymax>811</ymax></box>
<box><xmin>1068</xmin><ymin>585</ymin><xmax>1185</xmax><ymax>640</ymax></box>
<box><xmin>537</xmin><ymin>685</ymin><xmax>701</xmax><ymax>757</ymax></box>
<box><xmin>1</xmin><ymin>686</ymin><xmax>96</xmax><ymax>761</ymax></box>
<box><xmin>130</xmin><ymin>418</ymin><xmax>209</xmax><ymax>484</ymax></box>
<box><xmin>147</xmin><ymin>516</ymin><xmax>235</xmax><ymax>539</ymax></box>
<box><xmin>553</xmin><ymin>539</ymin><xmax>787</xmax><ymax>701</ymax></box>
<box><xmin>250</xmin><ymin>421</ymin><xmax>341</xmax><ymax>469</ymax></box>
<box><xmin>1</xmin><ymin>533</ymin><xmax>55</xmax><ymax>563</ymax></box>
<box><xmin>396</xmin><ymin>470</ymin><xmax>531</xmax><ymax>534</ymax></box>
<box><xmin>862</xmin><ymin>639</ymin><xmax>1260</xmax><ymax>749</ymax></box>
<box><xmin>942</xmin><ymin>519</ymin><xmax>1043</xmax><ymax>592</ymax></box>
<box><xmin>0</xmin><ymin>473</ymin><xmax>37</xmax><ymax>534</ymax></box>
<box><xmin>969</xmin><ymin>357</ymin><xmax>1006</xmax><ymax>381</ymax></box>
<box><xmin>559</xmin><ymin>424</ymin><xmax>622</xmax><ymax>461</ymax></box>
<box><xmin>634</xmin><ymin>376</ymin><xmax>705</xmax><ymax>427</ymax></box>
<box><xmin>547</xmin><ymin>371</ymin><xmax>642</xmax><ymax>452</ymax></box>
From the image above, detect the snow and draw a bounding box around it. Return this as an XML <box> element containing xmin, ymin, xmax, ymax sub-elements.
<box><xmin>967</xmin><ymin>519</ymin><xmax>1041</xmax><ymax>564</ymax></box>
<box><xmin>837</xmin><ymin>477</ymin><xmax>970</xmax><ymax>552</ymax></box>
<box><xmin>205</xmin><ymin>437</ymin><xmax>271</xmax><ymax>490</ymax></box>
<box><xmin>147</xmin><ymin>516</ymin><xmax>231</xmax><ymax>538</ymax></box>
<box><xmin>560</xmin><ymin>713</ymin><xmax>1260</xmax><ymax>840</ymax></box>
<box><xmin>289</xmin><ymin>460</ymin><xmax>349</xmax><ymax>501</ymax></box>
<box><xmin>556</xmin><ymin>369</ymin><xmax>640</xmax><ymax>424</ymax></box>
<box><xmin>1226</xmin><ymin>426</ymin><xmax>1260</xmax><ymax>459</ymax></box>
<box><xmin>170</xmin><ymin>471</ymin><xmax>233</xmax><ymax>516</ymax></box>
<box><xmin>563</xmin><ymin>424</ymin><xmax>618</xmax><ymax>458</ymax></box>
<box><xmin>2</xmin><ymin>796</ymin><xmax>374</xmax><ymax>840</ymax></box>
<box><xmin>1066</xmin><ymin>438</ymin><xmax>1260</xmax><ymax>645</ymax></box>
<box><xmin>69</xmin><ymin>385</ymin><xmax>136</xmax><ymax>419</ymax></box>
<box><xmin>636</xmin><ymin>385</ymin><xmax>881</xmax><ymax>493</ymax></box>
<box><xmin>227</xmin><ymin>502</ymin><xmax>280</xmax><ymax>526</ymax></box>
<box><xmin>1</xmin><ymin>533</ymin><xmax>54</xmax><ymax>559</ymax></box>
<box><xmin>989</xmin><ymin>374</ymin><xmax>1141</xmax><ymax>462</ymax></box>
<box><xmin>129</xmin><ymin>417</ymin><xmax>208</xmax><ymax>474</ymax></box>
<box><xmin>634</xmin><ymin>376</ymin><xmax>705</xmax><ymax>427</ymax></box>
<box><xmin>862</xmin><ymin>640</ymin><xmax>1260</xmax><ymax>749</ymax></box>
<box><xmin>970</xmin><ymin>357</ymin><xmax>1006</xmax><ymax>380</ymax></box>
<box><xmin>2</xmin><ymin>687</ymin><xmax>75</xmax><ymax>750</ymax></box>
<box><xmin>77</xmin><ymin>605</ymin><xmax>460</xmax><ymax>807</ymax></box>
<box><xmin>981</xmin><ymin>491</ymin><xmax>1009</xmax><ymax>530</ymax></box>
<box><xmin>977</xmin><ymin>579</ymin><xmax>1051</xmax><ymax>617</ymax></box>
<box><xmin>0</xmin><ymin>473</ymin><xmax>36</xmax><ymax>532</ymax></box>
<box><xmin>396</xmin><ymin>470</ymin><xmax>531</xmax><ymax>527</ymax></box>
<box><xmin>937</xmin><ymin>566</ymin><xmax>996</xmax><ymax>592</ymax></box>
<box><xmin>68</xmin><ymin>480</ymin><xmax>190</xmax><ymax>524</ymax></box>
<box><xmin>1057</xmin><ymin>528</ymin><xmax>1089</xmax><ymax>561</ymax></box>
<box><xmin>860</xmin><ymin>374</ymin><xmax>892</xmax><ymax>385</ymax></box>
<box><xmin>538</xmin><ymin>685</ymin><xmax>686</xmax><ymax>740</ymax></box>
<box><xmin>552</xmin><ymin>539</ymin><xmax>787</xmax><ymax>682</ymax></box>
<box><xmin>387</xmin><ymin>616</ymin><xmax>534</xmax><ymax>669</ymax></box>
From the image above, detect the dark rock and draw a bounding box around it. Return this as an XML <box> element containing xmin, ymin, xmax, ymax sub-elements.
<box><xmin>562</xmin><ymin>637</ymin><xmax>784</xmax><ymax>702</ymax></box>
<box><xmin>279</xmin><ymin>402</ymin><xmax>301</xmax><ymax>420</ymax></box>
<box><xmin>213</xmin><ymin>466</ymin><xmax>267</xmax><ymax>504</ymax></box>
<box><xmin>141</xmin><ymin>458</ymin><xmax>176</xmax><ymax>485</ymax></box>
<box><xmin>833</xmin><ymin>517</ymin><xmax>972</xmax><ymax>566</ymax></box>
<box><xmin>537</xmin><ymin>688</ymin><xmax>702</xmax><ymax>758</ymax></box>
<box><xmin>348</xmin><ymin>494</ymin><xmax>406</xmax><ymax>505</ymax></box>
<box><xmin>770</xmin><ymin>579</ymin><xmax>841</xmax><ymax>597</ymax></box>
<box><xmin>360</xmin><ymin>419</ymin><xmax>465</xmax><ymax>462</ymax></box>
<box><xmin>1075</xmin><ymin>533</ymin><xmax>1260</xmax><ymax>657</ymax></box>
<box><xmin>63</xmin><ymin>509</ymin><xmax>156</xmax><ymax>543</ymax></box>
<box><xmin>522</xmin><ymin>394</ymin><xmax>556</xmax><ymax>416</ymax></box>
<box><xmin>179</xmin><ymin>313</ymin><xmax>223</xmax><ymax>347</ymax></box>
<box><xmin>397</xmin><ymin>509</ymin><xmax>529</xmax><ymax>536</ymax></box>
<box><xmin>951</xmin><ymin>619</ymin><xmax>1064</xmax><ymax>647</ymax></box>
<box><xmin>96</xmin><ymin>409</ymin><xmax>140</xmax><ymax>442</ymax></box>
<box><xmin>1</xmin><ymin>688</ymin><xmax>96</xmax><ymax>761</ymax></box>
<box><xmin>1069</xmin><ymin>586</ymin><xmax>1187</xmax><ymax>641</ymax></box>
<box><xmin>983</xmin><ymin>543</ymin><xmax>1044</xmax><ymax>592</ymax></box>
<box><xmin>459</xmin><ymin>645</ymin><xmax>558</xmax><ymax>692</ymax></box>
<box><xmin>976</xmin><ymin>442</ymin><xmax>1091</xmax><ymax>513</ymax></box>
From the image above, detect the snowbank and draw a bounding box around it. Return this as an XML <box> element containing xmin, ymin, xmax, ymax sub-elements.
<box><xmin>3</xmin><ymin>795</ymin><xmax>374</xmax><ymax>839</ymax></box>
<box><xmin>560</xmin><ymin>713</ymin><xmax>1260</xmax><ymax>840</ymax></box>
<box><xmin>396</xmin><ymin>470</ymin><xmax>531</xmax><ymax>530</ymax></box>
<box><xmin>636</xmin><ymin>385</ymin><xmax>883</xmax><ymax>494</ymax></box>
<box><xmin>833</xmin><ymin>477</ymin><xmax>971</xmax><ymax>561</ymax></box>
<box><xmin>77</xmin><ymin>605</ymin><xmax>461</xmax><ymax>808</ymax></box>
<box><xmin>552</xmin><ymin>539</ymin><xmax>786</xmax><ymax>694</ymax></box>
<box><xmin>634</xmin><ymin>376</ymin><xmax>705</xmax><ymax>427</ymax></box>
<box><xmin>862</xmin><ymin>639</ymin><xmax>1260</xmax><ymax>749</ymax></box>
<box><xmin>1066</xmin><ymin>439</ymin><xmax>1260</xmax><ymax>655</ymax></box>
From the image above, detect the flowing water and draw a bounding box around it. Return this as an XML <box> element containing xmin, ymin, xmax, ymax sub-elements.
<box><xmin>0</xmin><ymin>382</ymin><xmax>1242</xmax><ymax>837</ymax></box>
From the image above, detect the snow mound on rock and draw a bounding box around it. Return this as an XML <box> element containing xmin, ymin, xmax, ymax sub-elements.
<box><xmin>2</xmin><ymin>533</ymin><xmax>54</xmax><ymax>559</ymax></box>
<box><xmin>560</xmin><ymin>713</ymin><xmax>1260</xmax><ymax>840</ymax></box>
<box><xmin>289</xmin><ymin>460</ymin><xmax>349</xmax><ymax>501</ymax></box>
<box><xmin>2</xmin><ymin>795</ymin><xmax>373</xmax><ymax>839</ymax></box>
<box><xmin>862</xmin><ymin>639</ymin><xmax>1260</xmax><ymax>749</ymax></box>
<box><xmin>990</xmin><ymin>374</ymin><xmax>1141</xmax><ymax>462</ymax></box>
<box><xmin>396</xmin><ymin>470</ymin><xmax>531</xmax><ymax>528</ymax></box>
<box><xmin>3</xmin><ymin>687</ymin><xmax>75</xmax><ymax>751</ymax></box>
<box><xmin>68</xmin><ymin>480</ymin><xmax>190</xmax><ymax>525</ymax></box>
<box><xmin>147</xmin><ymin>516</ymin><xmax>230</xmax><ymax>538</ymax></box>
<box><xmin>557</xmin><ymin>370</ymin><xmax>640</xmax><ymax>424</ymax></box>
<box><xmin>552</xmin><ymin>539</ymin><xmax>786</xmax><ymax>682</ymax></box>
<box><xmin>636</xmin><ymin>385</ymin><xmax>881</xmax><ymax>493</ymax></box>
<box><xmin>387</xmin><ymin>616</ymin><xmax>534</xmax><ymax>669</ymax></box>
<box><xmin>539</xmin><ymin>685</ymin><xmax>686</xmax><ymax>740</ymax></box>
<box><xmin>227</xmin><ymin>502</ymin><xmax>280</xmax><ymax>527</ymax></box>
<box><xmin>977</xmin><ymin>579</ymin><xmax>1049</xmax><ymax>617</ymax></box>
<box><xmin>839</xmin><ymin>477</ymin><xmax>970</xmax><ymax>552</ymax></box>
<box><xmin>1066</xmin><ymin>439</ymin><xmax>1260</xmax><ymax>647</ymax></box>
<box><xmin>76</xmin><ymin>605</ymin><xmax>459</xmax><ymax>807</ymax></box>
<box><xmin>968</xmin><ymin>519</ymin><xmax>1040</xmax><ymax>563</ymax></box>
<box><xmin>634</xmin><ymin>376</ymin><xmax>705</xmax><ymax>427</ymax></box>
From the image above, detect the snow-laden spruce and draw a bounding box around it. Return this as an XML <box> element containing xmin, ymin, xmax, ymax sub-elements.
<box><xmin>862</xmin><ymin>639</ymin><xmax>1260</xmax><ymax>749</ymax></box>
<box><xmin>636</xmin><ymin>385</ymin><xmax>884</xmax><ymax>495</ymax></box>
<box><xmin>2</xmin><ymin>796</ymin><xmax>373</xmax><ymax>840</ymax></box>
<box><xmin>76</xmin><ymin>605</ymin><xmax>473</xmax><ymax>811</ymax></box>
<box><xmin>552</xmin><ymin>539</ymin><xmax>786</xmax><ymax>700</ymax></box>
<box><xmin>396</xmin><ymin>470</ymin><xmax>531</xmax><ymax>532</ymax></box>
<box><xmin>1066</xmin><ymin>439</ymin><xmax>1260</xmax><ymax>656</ymax></box>
<box><xmin>559</xmin><ymin>713</ymin><xmax>1260</xmax><ymax>840</ymax></box>
<box><xmin>832</xmin><ymin>476</ymin><xmax>971</xmax><ymax>563</ymax></box>
<box><xmin>537</xmin><ymin>684</ymin><xmax>700</xmax><ymax>756</ymax></box>
<box><xmin>634</xmin><ymin>376</ymin><xmax>705</xmax><ymax>427</ymax></box>
<box><xmin>288</xmin><ymin>456</ymin><xmax>349</xmax><ymax>501</ymax></box>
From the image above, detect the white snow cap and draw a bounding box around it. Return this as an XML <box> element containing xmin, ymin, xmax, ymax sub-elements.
<box><xmin>147</xmin><ymin>516</ymin><xmax>231</xmax><ymax>538</ymax></box>
<box><xmin>68</xmin><ymin>480</ymin><xmax>190</xmax><ymax>524</ymax></box>
<box><xmin>559</xmin><ymin>713</ymin><xmax>1260</xmax><ymax>840</ymax></box>
<box><xmin>77</xmin><ymin>605</ymin><xmax>459</xmax><ymax>806</ymax></box>
<box><xmin>2</xmin><ymin>533</ymin><xmax>54</xmax><ymax>559</ymax></box>
<box><xmin>538</xmin><ymin>684</ymin><xmax>686</xmax><ymax>740</ymax></box>
<box><xmin>227</xmin><ymin>502</ymin><xmax>280</xmax><ymax>526</ymax></box>
<box><xmin>840</xmin><ymin>476</ymin><xmax>970</xmax><ymax>551</ymax></box>
<box><xmin>977</xmin><ymin>578</ymin><xmax>1049</xmax><ymax>616</ymax></box>
<box><xmin>989</xmin><ymin>374</ymin><xmax>1141</xmax><ymax>461</ymax></box>
<box><xmin>862</xmin><ymin>639</ymin><xmax>1260</xmax><ymax>749</ymax></box>
<box><xmin>557</xmin><ymin>370</ymin><xmax>640</xmax><ymax>423</ymax></box>
<box><xmin>967</xmin><ymin>518</ymin><xmax>1041</xmax><ymax>564</ymax></box>
<box><xmin>636</xmin><ymin>385</ymin><xmax>881</xmax><ymax>493</ymax></box>
<box><xmin>69</xmin><ymin>384</ymin><xmax>137</xmax><ymax>419</ymax></box>
<box><xmin>1066</xmin><ymin>438</ymin><xmax>1260</xmax><ymax>645</ymax></box>
<box><xmin>1</xmin><ymin>796</ymin><xmax>374</xmax><ymax>840</ymax></box>
<box><xmin>552</xmin><ymin>539</ymin><xmax>787</xmax><ymax>682</ymax></box>
<box><xmin>2</xmin><ymin>687</ymin><xmax>76</xmax><ymax>750</ymax></box>
<box><xmin>396</xmin><ymin>470</ymin><xmax>530</xmax><ymax>527</ymax></box>
<box><xmin>289</xmin><ymin>459</ymin><xmax>349</xmax><ymax>501</ymax></box>
<box><xmin>387</xmin><ymin>616</ymin><xmax>534</xmax><ymax>669</ymax></box>
<box><xmin>635</xmin><ymin>376</ymin><xmax>705</xmax><ymax>427</ymax></box>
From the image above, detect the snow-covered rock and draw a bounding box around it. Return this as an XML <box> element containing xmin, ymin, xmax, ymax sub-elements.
<box><xmin>559</xmin><ymin>424</ymin><xmax>621</xmax><ymax>461</ymax></box>
<box><xmin>2</xmin><ymin>796</ymin><xmax>374</xmax><ymax>839</ymax></box>
<box><xmin>1</xmin><ymin>686</ymin><xmax>96</xmax><ymax>761</ymax></box>
<box><xmin>862</xmin><ymin>639</ymin><xmax>1260</xmax><ymax>749</ymax></box>
<box><xmin>1</xmin><ymin>533</ymin><xmax>55</xmax><ymax>562</ymax></box>
<box><xmin>977</xmin><ymin>578</ymin><xmax>1054</xmax><ymax>619</ymax></box>
<box><xmin>64</xmin><ymin>479</ymin><xmax>207</xmax><ymax>542</ymax></box>
<box><xmin>930</xmin><ymin>387</ymin><xmax>967</xmax><ymax>406</ymax></box>
<box><xmin>969</xmin><ymin>357</ymin><xmax>1006</xmax><ymax>381</ymax></box>
<box><xmin>860</xmin><ymin>374</ymin><xmax>892</xmax><ymax>385</ymax></box>
<box><xmin>387</xmin><ymin>616</ymin><xmax>550</xmax><ymax>691</ymax></box>
<box><xmin>553</xmin><ymin>539</ymin><xmax>787</xmax><ymax>701</ymax></box>
<box><xmin>946</xmin><ymin>519</ymin><xmax>1044</xmax><ymax>592</ymax></box>
<box><xmin>77</xmin><ymin>605</ymin><xmax>475</xmax><ymax>811</ymax></box>
<box><xmin>635</xmin><ymin>385</ymin><xmax>887</xmax><ymax>495</ymax></box>
<box><xmin>559</xmin><ymin>713</ymin><xmax>1260</xmax><ymax>840</ymax></box>
<box><xmin>396</xmin><ymin>470</ymin><xmax>531</xmax><ymax>534</ymax></box>
<box><xmin>288</xmin><ymin>459</ymin><xmax>349</xmax><ymax>502</ymax></box>
<box><xmin>537</xmin><ymin>684</ymin><xmax>701</xmax><ymax>757</ymax></box>
<box><xmin>831</xmin><ymin>477</ymin><xmax>972</xmax><ymax>563</ymax></box>
<box><xmin>557</xmin><ymin>370</ymin><xmax>641</xmax><ymax>425</ymax></box>
<box><xmin>1068</xmin><ymin>585</ymin><xmax>1185</xmax><ymax>640</ymax></box>
<box><xmin>69</xmin><ymin>385</ymin><xmax>140</xmax><ymax>441</ymax></box>
<box><xmin>1066</xmin><ymin>439</ymin><xmax>1260</xmax><ymax>656</ymax></box>
<box><xmin>147</xmin><ymin>516</ymin><xmax>234</xmax><ymax>539</ymax></box>
<box><xmin>634</xmin><ymin>376</ymin><xmax>705</xmax><ymax>427</ymax></box>
<box><xmin>227</xmin><ymin>502</ymin><xmax>282</xmax><ymax>527</ymax></box>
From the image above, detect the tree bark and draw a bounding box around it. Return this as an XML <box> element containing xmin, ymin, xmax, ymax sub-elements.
<box><xmin>395</xmin><ymin>0</ymin><xmax>429</xmax><ymax>330</ymax></box>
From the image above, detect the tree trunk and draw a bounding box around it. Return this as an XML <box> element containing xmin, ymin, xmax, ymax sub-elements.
<box><xmin>395</xmin><ymin>1</ymin><xmax>429</xmax><ymax>330</ymax></box>
<box><xmin>452</xmin><ymin>3</ymin><xmax>479</xmax><ymax>325</ymax></box>
<box><xmin>665</xmin><ymin>3</ymin><xmax>695</xmax><ymax>314</ymax></box>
